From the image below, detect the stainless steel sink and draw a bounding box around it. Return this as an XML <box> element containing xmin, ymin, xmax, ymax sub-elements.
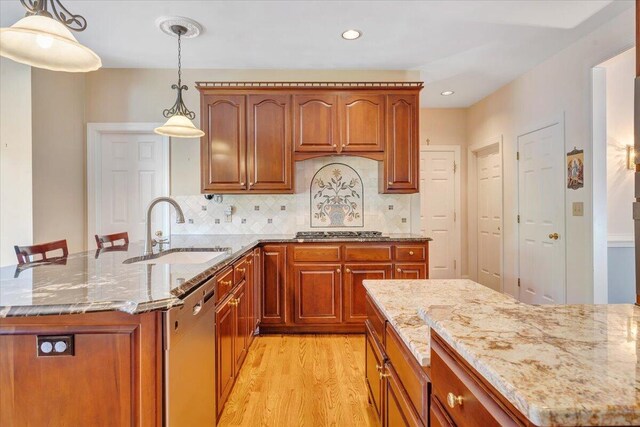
<box><xmin>123</xmin><ymin>248</ymin><xmax>230</xmax><ymax>265</ymax></box>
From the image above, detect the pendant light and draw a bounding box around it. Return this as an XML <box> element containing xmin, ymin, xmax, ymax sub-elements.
<box><xmin>0</xmin><ymin>0</ymin><xmax>101</xmax><ymax>72</ymax></box>
<box><xmin>154</xmin><ymin>23</ymin><xmax>204</xmax><ymax>139</ymax></box>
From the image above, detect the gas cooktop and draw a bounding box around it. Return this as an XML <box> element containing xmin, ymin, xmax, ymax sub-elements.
<box><xmin>295</xmin><ymin>231</ymin><xmax>388</xmax><ymax>239</ymax></box>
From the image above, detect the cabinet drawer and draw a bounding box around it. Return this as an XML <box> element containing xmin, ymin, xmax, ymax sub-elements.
<box><xmin>395</xmin><ymin>245</ymin><xmax>426</xmax><ymax>261</ymax></box>
<box><xmin>431</xmin><ymin>334</ymin><xmax>520</xmax><ymax>427</ymax></box>
<box><xmin>233</xmin><ymin>257</ymin><xmax>248</xmax><ymax>284</ymax></box>
<box><xmin>385</xmin><ymin>324</ymin><xmax>429</xmax><ymax>425</ymax></box>
<box><xmin>292</xmin><ymin>245</ymin><xmax>341</xmax><ymax>262</ymax></box>
<box><xmin>215</xmin><ymin>267</ymin><xmax>235</xmax><ymax>304</ymax></box>
<box><xmin>365</xmin><ymin>293</ymin><xmax>386</xmax><ymax>345</ymax></box>
<box><xmin>344</xmin><ymin>245</ymin><xmax>392</xmax><ymax>262</ymax></box>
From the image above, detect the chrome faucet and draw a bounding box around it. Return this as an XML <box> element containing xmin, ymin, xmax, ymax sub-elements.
<box><xmin>144</xmin><ymin>197</ymin><xmax>185</xmax><ymax>255</ymax></box>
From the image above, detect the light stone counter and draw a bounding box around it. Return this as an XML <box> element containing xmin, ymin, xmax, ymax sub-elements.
<box><xmin>419</xmin><ymin>301</ymin><xmax>640</xmax><ymax>426</ymax></box>
<box><xmin>362</xmin><ymin>279</ymin><xmax>516</xmax><ymax>366</ymax></box>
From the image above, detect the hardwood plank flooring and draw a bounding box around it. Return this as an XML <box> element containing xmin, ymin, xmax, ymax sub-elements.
<box><xmin>218</xmin><ymin>334</ymin><xmax>378</xmax><ymax>427</ymax></box>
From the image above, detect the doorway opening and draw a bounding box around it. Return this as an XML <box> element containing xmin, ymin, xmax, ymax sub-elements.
<box><xmin>592</xmin><ymin>47</ymin><xmax>636</xmax><ymax>304</ymax></box>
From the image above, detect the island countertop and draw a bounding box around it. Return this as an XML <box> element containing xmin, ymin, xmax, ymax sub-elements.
<box><xmin>0</xmin><ymin>233</ymin><xmax>430</xmax><ymax>318</ymax></box>
<box><xmin>364</xmin><ymin>279</ymin><xmax>640</xmax><ymax>426</ymax></box>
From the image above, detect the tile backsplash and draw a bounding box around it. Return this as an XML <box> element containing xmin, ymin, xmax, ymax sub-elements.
<box><xmin>171</xmin><ymin>157</ymin><xmax>413</xmax><ymax>234</ymax></box>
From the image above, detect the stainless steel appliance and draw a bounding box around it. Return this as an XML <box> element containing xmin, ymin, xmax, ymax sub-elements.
<box><xmin>164</xmin><ymin>277</ymin><xmax>216</xmax><ymax>426</ymax></box>
<box><xmin>295</xmin><ymin>230</ymin><xmax>387</xmax><ymax>239</ymax></box>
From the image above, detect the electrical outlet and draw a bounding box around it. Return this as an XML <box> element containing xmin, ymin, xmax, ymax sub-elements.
<box><xmin>572</xmin><ymin>202</ymin><xmax>584</xmax><ymax>216</ymax></box>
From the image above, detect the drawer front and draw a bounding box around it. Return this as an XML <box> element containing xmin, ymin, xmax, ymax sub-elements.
<box><xmin>431</xmin><ymin>335</ymin><xmax>519</xmax><ymax>427</ymax></box>
<box><xmin>385</xmin><ymin>324</ymin><xmax>429</xmax><ymax>425</ymax></box>
<box><xmin>215</xmin><ymin>267</ymin><xmax>235</xmax><ymax>304</ymax></box>
<box><xmin>343</xmin><ymin>245</ymin><xmax>392</xmax><ymax>262</ymax></box>
<box><xmin>233</xmin><ymin>257</ymin><xmax>248</xmax><ymax>284</ymax></box>
<box><xmin>292</xmin><ymin>245</ymin><xmax>341</xmax><ymax>262</ymax></box>
<box><xmin>365</xmin><ymin>293</ymin><xmax>386</xmax><ymax>345</ymax></box>
<box><xmin>395</xmin><ymin>245</ymin><xmax>426</xmax><ymax>261</ymax></box>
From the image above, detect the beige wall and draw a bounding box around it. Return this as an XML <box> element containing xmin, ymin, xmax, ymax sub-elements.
<box><xmin>418</xmin><ymin>108</ymin><xmax>469</xmax><ymax>276</ymax></box>
<box><xmin>31</xmin><ymin>69</ymin><xmax>86</xmax><ymax>253</ymax></box>
<box><xmin>0</xmin><ymin>58</ymin><xmax>32</xmax><ymax>267</ymax></box>
<box><xmin>466</xmin><ymin>7</ymin><xmax>635</xmax><ymax>303</ymax></box>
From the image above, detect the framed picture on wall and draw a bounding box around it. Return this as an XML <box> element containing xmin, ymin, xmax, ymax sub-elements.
<box><xmin>567</xmin><ymin>147</ymin><xmax>584</xmax><ymax>190</ymax></box>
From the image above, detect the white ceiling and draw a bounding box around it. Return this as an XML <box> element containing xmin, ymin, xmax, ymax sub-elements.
<box><xmin>0</xmin><ymin>0</ymin><xmax>634</xmax><ymax>107</ymax></box>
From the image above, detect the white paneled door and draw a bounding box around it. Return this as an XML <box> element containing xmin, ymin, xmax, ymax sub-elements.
<box><xmin>518</xmin><ymin>123</ymin><xmax>566</xmax><ymax>304</ymax></box>
<box><xmin>97</xmin><ymin>131</ymin><xmax>169</xmax><ymax>243</ymax></box>
<box><xmin>421</xmin><ymin>149</ymin><xmax>459</xmax><ymax>278</ymax></box>
<box><xmin>477</xmin><ymin>145</ymin><xmax>502</xmax><ymax>291</ymax></box>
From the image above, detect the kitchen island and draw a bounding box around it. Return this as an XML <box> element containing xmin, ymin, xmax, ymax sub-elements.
<box><xmin>0</xmin><ymin>233</ymin><xmax>430</xmax><ymax>426</ymax></box>
<box><xmin>364</xmin><ymin>279</ymin><xmax>640</xmax><ymax>426</ymax></box>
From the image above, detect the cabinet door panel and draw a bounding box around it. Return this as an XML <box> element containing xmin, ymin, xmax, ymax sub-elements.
<box><xmin>216</xmin><ymin>299</ymin><xmax>235</xmax><ymax>417</ymax></box>
<box><xmin>344</xmin><ymin>263</ymin><xmax>392</xmax><ymax>323</ymax></box>
<box><xmin>340</xmin><ymin>94</ymin><xmax>385</xmax><ymax>152</ymax></box>
<box><xmin>384</xmin><ymin>94</ymin><xmax>418</xmax><ymax>193</ymax></box>
<box><xmin>293</xmin><ymin>94</ymin><xmax>340</xmax><ymax>152</ymax></box>
<box><xmin>293</xmin><ymin>264</ymin><xmax>342</xmax><ymax>323</ymax></box>
<box><xmin>384</xmin><ymin>363</ymin><xmax>423</xmax><ymax>427</ymax></box>
<box><xmin>365</xmin><ymin>322</ymin><xmax>385</xmax><ymax>422</ymax></box>
<box><xmin>201</xmin><ymin>95</ymin><xmax>247</xmax><ymax>192</ymax></box>
<box><xmin>233</xmin><ymin>281</ymin><xmax>248</xmax><ymax>374</ymax></box>
<box><xmin>394</xmin><ymin>263</ymin><xmax>426</xmax><ymax>279</ymax></box>
<box><xmin>262</xmin><ymin>245</ymin><xmax>287</xmax><ymax>324</ymax></box>
<box><xmin>253</xmin><ymin>248</ymin><xmax>262</xmax><ymax>330</ymax></box>
<box><xmin>247</xmin><ymin>94</ymin><xmax>293</xmax><ymax>191</ymax></box>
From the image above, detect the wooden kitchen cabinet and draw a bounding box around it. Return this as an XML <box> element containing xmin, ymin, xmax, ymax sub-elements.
<box><xmin>292</xmin><ymin>264</ymin><xmax>342</xmax><ymax>324</ymax></box>
<box><xmin>293</xmin><ymin>94</ymin><xmax>340</xmax><ymax>153</ymax></box>
<box><xmin>344</xmin><ymin>263</ymin><xmax>393</xmax><ymax>323</ymax></box>
<box><xmin>384</xmin><ymin>361</ymin><xmax>424</xmax><ymax>427</ymax></box>
<box><xmin>201</xmin><ymin>94</ymin><xmax>247</xmax><ymax>192</ymax></box>
<box><xmin>233</xmin><ymin>281</ymin><xmax>249</xmax><ymax>376</ymax></box>
<box><xmin>382</xmin><ymin>94</ymin><xmax>419</xmax><ymax>193</ymax></box>
<box><xmin>365</xmin><ymin>320</ymin><xmax>386</xmax><ymax>422</ymax></box>
<box><xmin>340</xmin><ymin>94</ymin><xmax>385</xmax><ymax>152</ymax></box>
<box><xmin>261</xmin><ymin>245</ymin><xmax>287</xmax><ymax>325</ymax></box>
<box><xmin>252</xmin><ymin>247</ymin><xmax>262</xmax><ymax>334</ymax></box>
<box><xmin>247</xmin><ymin>94</ymin><xmax>293</xmax><ymax>191</ymax></box>
<box><xmin>394</xmin><ymin>263</ymin><xmax>427</xmax><ymax>279</ymax></box>
<box><xmin>216</xmin><ymin>294</ymin><xmax>236</xmax><ymax>418</ymax></box>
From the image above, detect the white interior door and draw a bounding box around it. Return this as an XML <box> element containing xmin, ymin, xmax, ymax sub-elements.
<box><xmin>518</xmin><ymin>123</ymin><xmax>566</xmax><ymax>304</ymax></box>
<box><xmin>477</xmin><ymin>145</ymin><xmax>502</xmax><ymax>291</ymax></box>
<box><xmin>421</xmin><ymin>150</ymin><xmax>458</xmax><ymax>278</ymax></box>
<box><xmin>98</xmin><ymin>132</ymin><xmax>168</xmax><ymax>243</ymax></box>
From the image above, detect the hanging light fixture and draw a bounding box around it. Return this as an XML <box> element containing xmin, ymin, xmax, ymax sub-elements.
<box><xmin>154</xmin><ymin>22</ymin><xmax>204</xmax><ymax>139</ymax></box>
<box><xmin>0</xmin><ymin>0</ymin><xmax>101</xmax><ymax>72</ymax></box>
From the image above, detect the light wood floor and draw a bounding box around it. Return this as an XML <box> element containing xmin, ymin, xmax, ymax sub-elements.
<box><xmin>218</xmin><ymin>334</ymin><xmax>378</xmax><ymax>427</ymax></box>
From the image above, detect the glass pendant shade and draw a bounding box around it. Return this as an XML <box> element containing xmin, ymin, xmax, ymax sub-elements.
<box><xmin>154</xmin><ymin>114</ymin><xmax>205</xmax><ymax>138</ymax></box>
<box><xmin>0</xmin><ymin>15</ymin><xmax>101</xmax><ymax>72</ymax></box>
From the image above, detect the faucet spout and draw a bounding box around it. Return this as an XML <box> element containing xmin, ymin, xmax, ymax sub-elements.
<box><xmin>144</xmin><ymin>197</ymin><xmax>185</xmax><ymax>255</ymax></box>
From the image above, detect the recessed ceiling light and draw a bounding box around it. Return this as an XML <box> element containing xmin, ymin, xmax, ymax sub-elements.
<box><xmin>342</xmin><ymin>29</ymin><xmax>362</xmax><ymax>40</ymax></box>
<box><xmin>441</xmin><ymin>90</ymin><xmax>455</xmax><ymax>96</ymax></box>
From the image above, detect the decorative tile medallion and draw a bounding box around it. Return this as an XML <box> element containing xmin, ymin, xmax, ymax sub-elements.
<box><xmin>310</xmin><ymin>163</ymin><xmax>364</xmax><ymax>228</ymax></box>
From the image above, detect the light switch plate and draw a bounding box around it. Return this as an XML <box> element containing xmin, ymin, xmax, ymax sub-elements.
<box><xmin>572</xmin><ymin>202</ymin><xmax>584</xmax><ymax>216</ymax></box>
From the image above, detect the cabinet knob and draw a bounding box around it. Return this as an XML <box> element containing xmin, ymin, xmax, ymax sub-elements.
<box><xmin>333</xmin><ymin>144</ymin><xmax>337</xmax><ymax>148</ymax></box>
<box><xmin>447</xmin><ymin>392</ymin><xmax>463</xmax><ymax>408</ymax></box>
<box><xmin>336</xmin><ymin>268</ymin><xmax>341</xmax><ymax>273</ymax></box>
<box><xmin>249</xmin><ymin>182</ymin><xmax>254</xmax><ymax>187</ymax></box>
<box><xmin>388</xmin><ymin>181</ymin><xmax>393</xmax><ymax>186</ymax></box>
<box><xmin>345</xmin><ymin>268</ymin><xmax>351</xmax><ymax>273</ymax></box>
<box><xmin>409</xmin><ymin>251</ymin><xmax>414</xmax><ymax>255</ymax></box>
<box><xmin>240</xmin><ymin>182</ymin><xmax>245</xmax><ymax>186</ymax></box>
<box><xmin>397</xmin><ymin>268</ymin><xmax>402</xmax><ymax>273</ymax></box>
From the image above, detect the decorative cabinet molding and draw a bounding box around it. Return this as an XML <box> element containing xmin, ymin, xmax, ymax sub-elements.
<box><xmin>198</xmin><ymin>83</ymin><xmax>423</xmax><ymax>194</ymax></box>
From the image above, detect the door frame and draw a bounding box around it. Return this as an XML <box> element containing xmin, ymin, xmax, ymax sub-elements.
<box><xmin>468</xmin><ymin>136</ymin><xmax>504</xmax><ymax>290</ymax></box>
<box><xmin>516</xmin><ymin>117</ymin><xmax>567</xmax><ymax>303</ymax></box>
<box><xmin>420</xmin><ymin>145</ymin><xmax>462</xmax><ymax>278</ymax></box>
<box><xmin>87</xmin><ymin>123</ymin><xmax>170</xmax><ymax>249</ymax></box>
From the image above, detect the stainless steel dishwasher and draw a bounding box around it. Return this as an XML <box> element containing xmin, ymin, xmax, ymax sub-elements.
<box><xmin>164</xmin><ymin>276</ymin><xmax>216</xmax><ymax>426</ymax></box>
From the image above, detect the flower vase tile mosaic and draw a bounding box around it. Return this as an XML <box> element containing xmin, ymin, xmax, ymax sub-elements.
<box><xmin>310</xmin><ymin>163</ymin><xmax>364</xmax><ymax>228</ymax></box>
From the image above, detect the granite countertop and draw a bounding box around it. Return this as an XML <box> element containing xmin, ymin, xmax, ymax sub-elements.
<box><xmin>420</xmin><ymin>301</ymin><xmax>640</xmax><ymax>426</ymax></box>
<box><xmin>0</xmin><ymin>233</ymin><xmax>429</xmax><ymax>318</ymax></box>
<box><xmin>362</xmin><ymin>279</ymin><xmax>516</xmax><ymax>366</ymax></box>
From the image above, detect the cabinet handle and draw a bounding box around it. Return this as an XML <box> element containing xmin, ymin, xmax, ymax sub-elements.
<box><xmin>229</xmin><ymin>298</ymin><xmax>238</xmax><ymax>307</ymax></box>
<box><xmin>192</xmin><ymin>302</ymin><xmax>202</xmax><ymax>316</ymax></box>
<box><xmin>336</xmin><ymin>268</ymin><xmax>341</xmax><ymax>273</ymax></box>
<box><xmin>237</xmin><ymin>268</ymin><xmax>246</xmax><ymax>273</ymax></box>
<box><xmin>397</xmin><ymin>268</ymin><xmax>402</xmax><ymax>273</ymax></box>
<box><xmin>409</xmin><ymin>251</ymin><xmax>414</xmax><ymax>256</ymax></box>
<box><xmin>447</xmin><ymin>392</ymin><xmax>463</xmax><ymax>408</ymax></box>
<box><xmin>379</xmin><ymin>368</ymin><xmax>391</xmax><ymax>379</ymax></box>
<box><xmin>375</xmin><ymin>364</ymin><xmax>382</xmax><ymax>372</ymax></box>
<box><xmin>345</xmin><ymin>268</ymin><xmax>351</xmax><ymax>273</ymax></box>
<box><xmin>247</xmin><ymin>260</ymin><xmax>253</xmax><ymax>265</ymax></box>
<box><xmin>220</xmin><ymin>280</ymin><xmax>232</xmax><ymax>286</ymax></box>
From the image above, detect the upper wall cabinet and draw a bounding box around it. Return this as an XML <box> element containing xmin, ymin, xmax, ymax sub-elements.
<box><xmin>340</xmin><ymin>94</ymin><xmax>385</xmax><ymax>153</ymax></box>
<box><xmin>197</xmin><ymin>82</ymin><xmax>422</xmax><ymax>194</ymax></box>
